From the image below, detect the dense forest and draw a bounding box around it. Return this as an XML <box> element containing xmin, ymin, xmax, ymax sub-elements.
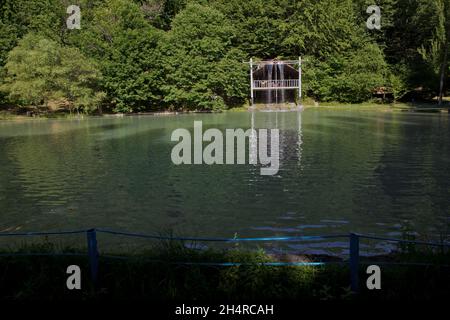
<box><xmin>0</xmin><ymin>0</ymin><xmax>449</xmax><ymax>113</ymax></box>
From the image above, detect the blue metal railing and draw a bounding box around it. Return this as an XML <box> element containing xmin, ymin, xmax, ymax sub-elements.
<box><xmin>0</xmin><ymin>228</ymin><xmax>449</xmax><ymax>292</ymax></box>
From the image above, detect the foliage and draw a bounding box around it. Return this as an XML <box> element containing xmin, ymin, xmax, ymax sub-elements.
<box><xmin>160</xmin><ymin>3</ymin><xmax>247</xmax><ymax>110</ymax></box>
<box><xmin>65</xmin><ymin>0</ymin><xmax>165</xmax><ymax>112</ymax></box>
<box><xmin>1</xmin><ymin>0</ymin><xmax>450</xmax><ymax>111</ymax></box>
<box><xmin>211</xmin><ymin>0</ymin><xmax>290</xmax><ymax>58</ymax></box>
<box><xmin>138</xmin><ymin>0</ymin><xmax>188</xmax><ymax>30</ymax></box>
<box><xmin>388</xmin><ymin>64</ymin><xmax>411</xmax><ymax>100</ymax></box>
<box><xmin>283</xmin><ymin>0</ymin><xmax>364</xmax><ymax>59</ymax></box>
<box><xmin>306</xmin><ymin>44</ymin><xmax>388</xmax><ymax>102</ymax></box>
<box><xmin>1</xmin><ymin>33</ymin><xmax>104</xmax><ymax>113</ymax></box>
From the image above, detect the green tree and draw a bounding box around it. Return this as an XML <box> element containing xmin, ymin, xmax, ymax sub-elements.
<box><xmin>281</xmin><ymin>0</ymin><xmax>388</xmax><ymax>102</ymax></box>
<box><xmin>103</xmin><ymin>29</ymin><xmax>164</xmax><ymax>112</ymax></box>
<box><xmin>0</xmin><ymin>0</ymin><xmax>66</xmax><ymax>64</ymax></box>
<box><xmin>1</xmin><ymin>33</ymin><xmax>104</xmax><ymax>113</ymax></box>
<box><xmin>1</xmin><ymin>0</ymin><xmax>448</xmax><ymax>109</ymax></box>
<box><xmin>379</xmin><ymin>0</ymin><xmax>448</xmax><ymax>99</ymax></box>
<box><xmin>211</xmin><ymin>0</ymin><xmax>290</xmax><ymax>58</ymax></box>
<box><xmin>306</xmin><ymin>44</ymin><xmax>387</xmax><ymax>102</ymax></box>
<box><xmin>137</xmin><ymin>0</ymin><xmax>187</xmax><ymax>30</ymax></box>
<box><xmin>0</xmin><ymin>0</ymin><xmax>67</xmax><ymax>106</ymax></box>
<box><xmin>160</xmin><ymin>3</ymin><xmax>247</xmax><ymax>110</ymax></box>
<box><xmin>66</xmin><ymin>0</ymin><xmax>164</xmax><ymax>112</ymax></box>
<box><xmin>283</xmin><ymin>0</ymin><xmax>363</xmax><ymax>58</ymax></box>
<box><xmin>416</xmin><ymin>0</ymin><xmax>450</xmax><ymax>103</ymax></box>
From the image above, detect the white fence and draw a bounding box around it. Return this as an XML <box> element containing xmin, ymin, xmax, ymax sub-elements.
<box><xmin>253</xmin><ymin>79</ymin><xmax>299</xmax><ymax>90</ymax></box>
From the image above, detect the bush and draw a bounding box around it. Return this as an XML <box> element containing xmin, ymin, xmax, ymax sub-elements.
<box><xmin>1</xmin><ymin>33</ymin><xmax>104</xmax><ymax>113</ymax></box>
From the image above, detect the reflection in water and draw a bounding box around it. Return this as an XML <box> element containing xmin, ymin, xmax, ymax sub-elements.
<box><xmin>297</xmin><ymin>111</ymin><xmax>303</xmax><ymax>167</ymax></box>
<box><xmin>0</xmin><ymin>110</ymin><xmax>449</xmax><ymax>255</ymax></box>
<box><xmin>249</xmin><ymin>111</ymin><xmax>303</xmax><ymax>171</ymax></box>
<box><xmin>249</xmin><ymin>112</ymin><xmax>257</xmax><ymax>165</ymax></box>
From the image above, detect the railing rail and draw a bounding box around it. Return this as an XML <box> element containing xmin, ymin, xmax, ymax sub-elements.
<box><xmin>0</xmin><ymin>228</ymin><xmax>449</xmax><ymax>292</ymax></box>
<box><xmin>253</xmin><ymin>79</ymin><xmax>299</xmax><ymax>89</ymax></box>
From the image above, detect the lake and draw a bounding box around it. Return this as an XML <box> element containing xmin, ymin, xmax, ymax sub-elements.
<box><xmin>0</xmin><ymin>109</ymin><xmax>449</xmax><ymax>255</ymax></box>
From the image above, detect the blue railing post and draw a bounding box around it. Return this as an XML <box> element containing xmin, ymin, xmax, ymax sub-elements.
<box><xmin>349</xmin><ymin>233</ymin><xmax>359</xmax><ymax>293</ymax></box>
<box><xmin>86</xmin><ymin>229</ymin><xmax>99</xmax><ymax>285</ymax></box>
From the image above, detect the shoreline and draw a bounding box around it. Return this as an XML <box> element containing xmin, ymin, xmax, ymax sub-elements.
<box><xmin>1</xmin><ymin>102</ymin><xmax>449</xmax><ymax>121</ymax></box>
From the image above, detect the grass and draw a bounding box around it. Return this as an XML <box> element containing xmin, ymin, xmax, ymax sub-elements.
<box><xmin>2</xmin><ymin>100</ymin><xmax>449</xmax><ymax>120</ymax></box>
<box><xmin>0</xmin><ymin>240</ymin><xmax>449</xmax><ymax>301</ymax></box>
<box><xmin>302</xmin><ymin>100</ymin><xmax>450</xmax><ymax>112</ymax></box>
<box><xmin>0</xmin><ymin>109</ymin><xmax>87</xmax><ymax>121</ymax></box>
<box><xmin>231</xmin><ymin>99</ymin><xmax>450</xmax><ymax>113</ymax></box>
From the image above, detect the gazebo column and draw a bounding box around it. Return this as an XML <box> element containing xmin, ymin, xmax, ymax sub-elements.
<box><xmin>250</xmin><ymin>58</ymin><xmax>254</xmax><ymax>107</ymax></box>
<box><xmin>298</xmin><ymin>57</ymin><xmax>302</xmax><ymax>103</ymax></box>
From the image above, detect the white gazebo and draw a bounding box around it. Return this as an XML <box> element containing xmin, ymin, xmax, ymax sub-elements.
<box><xmin>249</xmin><ymin>58</ymin><xmax>302</xmax><ymax>107</ymax></box>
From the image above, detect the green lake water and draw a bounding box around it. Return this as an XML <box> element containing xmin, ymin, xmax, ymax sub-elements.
<box><xmin>0</xmin><ymin>110</ymin><xmax>449</xmax><ymax>255</ymax></box>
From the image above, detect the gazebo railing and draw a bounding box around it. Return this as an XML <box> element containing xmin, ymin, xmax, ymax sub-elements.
<box><xmin>253</xmin><ymin>79</ymin><xmax>299</xmax><ymax>90</ymax></box>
